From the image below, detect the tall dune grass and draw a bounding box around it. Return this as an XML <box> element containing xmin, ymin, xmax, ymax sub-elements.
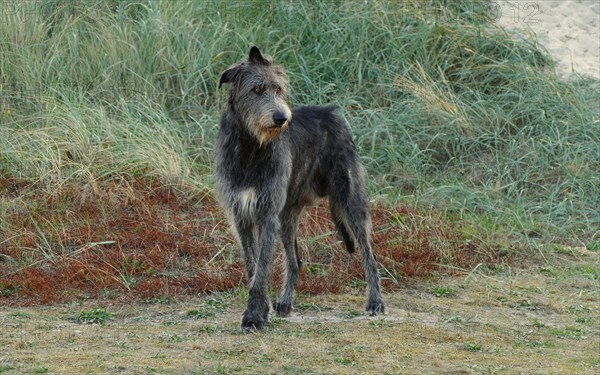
<box><xmin>1</xmin><ymin>0</ymin><xmax>598</xmax><ymax>244</ymax></box>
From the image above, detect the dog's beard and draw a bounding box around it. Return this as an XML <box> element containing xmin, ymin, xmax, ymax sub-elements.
<box><xmin>246</xmin><ymin>113</ymin><xmax>289</xmax><ymax>146</ymax></box>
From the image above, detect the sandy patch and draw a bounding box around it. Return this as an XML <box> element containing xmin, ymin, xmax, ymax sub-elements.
<box><xmin>493</xmin><ymin>0</ymin><xmax>599</xmax><ymax>79</ymax></box>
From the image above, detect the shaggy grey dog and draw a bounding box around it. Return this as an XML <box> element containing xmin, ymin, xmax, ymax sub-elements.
<box><xmin>215</xmin><ymin>47</ymin><xmax>384</xmax><ymax>331</ymax></box>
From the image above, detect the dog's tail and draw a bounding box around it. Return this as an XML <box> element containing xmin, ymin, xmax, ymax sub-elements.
<box><xmin>330</xmin><ymin>202</ymin><xmax>356</xmax><ymax>253</ymax></box>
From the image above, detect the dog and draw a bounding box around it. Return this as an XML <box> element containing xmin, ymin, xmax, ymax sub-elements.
<box><xmin>215</xmin><ymin>46</ymin><xmax>384</xmax><ymax>331</ymax></box>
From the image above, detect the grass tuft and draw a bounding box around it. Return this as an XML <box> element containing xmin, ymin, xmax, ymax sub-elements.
<box><xmin>78</xmin><ymin>307</ymin><xmax>113</xmax><ymax>324</ymax></box>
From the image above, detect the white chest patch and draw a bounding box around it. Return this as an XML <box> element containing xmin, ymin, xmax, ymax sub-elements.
<box><xmin>237</xmin><ymin>187</ymin><xmax>257</xmax><ymax>218</ymax></box>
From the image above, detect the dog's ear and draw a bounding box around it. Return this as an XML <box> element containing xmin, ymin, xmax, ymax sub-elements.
<box><xmin>248</xmin><ymin>46</ymin><xmax>269</xmax><ymax>66</ymax></box>
<box><xmin>218</xmin><ymin>64</ymin><xmax>240</xmax><ymax>89</ymax></box>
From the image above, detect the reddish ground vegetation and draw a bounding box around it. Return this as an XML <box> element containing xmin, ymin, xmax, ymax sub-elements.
<box><xmin>0</xmin><ymin>177</ymin><xmax>494</xmax><ymax>306</ymax></box>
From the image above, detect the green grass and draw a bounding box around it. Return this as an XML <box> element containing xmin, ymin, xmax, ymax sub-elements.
<box><xmin>0</xmin><ymin>365</ymin><xmax>15</xmax><ymax>373</ymax></box>
<box><xmin>0</xmin><ymin>0</ymin><xmax>598</xmax><ymax>254</ymax></box>
<box><xmin>461</xmin><ymin>341</ymin><xmax>483</xmax><ymax>352</ymax></box>
<box><xmin>526</xmin><ymin>340</ymin><xmax>556</xmax><ymax>349</ymax></box>
<box><xmin>429</xmin><ymin>285</ymin><xmax>456</xmax><ymax>297</ymax></box>
<box><xmin>78</xmin><ymin>307</ymin><xmax>113</xmax><ymax>324</ymax></box>
<box><xmin>186</xmin><ymin>295</ymin><xmax>227</xmax><ymax>319</ymax></box>
<box><xmin>552</xmin><ymin>326</ymin><xmax>584</xmax><ymax>340</ymax></box>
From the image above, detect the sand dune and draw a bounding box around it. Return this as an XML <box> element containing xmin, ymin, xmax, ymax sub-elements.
<box><xmin>494</xmin><ymin>0</ymin><xmax>599</xmax><ymax>79</ymax></box>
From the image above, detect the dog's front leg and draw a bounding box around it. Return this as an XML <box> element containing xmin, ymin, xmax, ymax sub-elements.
<box><xmin>234</xmin><ymin>219</ymin><xmax>258</xmax><ymax>283</ymax></box>
<box><xmin>241</xmin><ymin>216</ymin><xmax>279</xmax><ymax>331</ymax></box>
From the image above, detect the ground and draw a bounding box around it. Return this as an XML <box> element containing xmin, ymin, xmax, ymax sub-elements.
<box><xmin>1</xmin><ymin>247</ymin><xmax>597</xmax><ymax>374</ymax></box>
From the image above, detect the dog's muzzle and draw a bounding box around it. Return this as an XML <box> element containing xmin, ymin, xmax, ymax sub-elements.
<box><xmin>272</xmin><ymin>111</ymin><xmax>288</xmax><ymax>128</ymax></box>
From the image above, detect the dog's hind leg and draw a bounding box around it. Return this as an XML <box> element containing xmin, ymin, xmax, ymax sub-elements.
<box><xmin>330</xmin><ymin>165</ymin><xmax>385</xmax><ymax>316</ymax></box>
<box><xmin>274</xmin><ymin>205</ymin><xmax>303</xmax><ymax>317</ymax></box>
<box><xmin>330</xmin><ymin>200</ymin><xmax>356</xmax><ymax>253</ymax></box>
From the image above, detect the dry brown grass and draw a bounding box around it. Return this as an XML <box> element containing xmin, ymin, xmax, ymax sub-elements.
<box><xmin>0</xmin><ymin>176</ymin><xmax>495</xmax><ymax>306</ymax></box>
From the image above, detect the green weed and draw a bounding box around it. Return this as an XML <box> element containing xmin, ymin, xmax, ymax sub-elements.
<box><xmin>430</xmin><ymin>285</ymin><xmax>456</xmax><ymax>297</ymax></box>
<box><xmin>0</xmin><ymin>365</ymin><xmax>15</xmax><ymax>373</ymax></box>
<box><xmin>78</xmin><ymin>308</ymin><xmax>113</xmax><ymax>324</ymax></box>
<box><xmin>186</xmin><ymin>296</ymin><xmax>226</xmax><ymax>319</ymax></box>
<box><xmin>461</xmin><ymin>342</ymin><xmax>483</xmax><ymax>352</ymax></box>
<box><xmin>526</xmin><ymin>340</ymin><xmax>556</xmax><ymax>349</ymax></box>
<box><xmin>552</xmin><ymin>326</ymin><xmax>584</xmax><ymax>340</ymax></box>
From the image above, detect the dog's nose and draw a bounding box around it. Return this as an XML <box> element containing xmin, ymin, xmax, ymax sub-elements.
<box><xmin>272</xmin><ymin>112</ymin><xmax>288</xmax><ymax>127</ymax></box>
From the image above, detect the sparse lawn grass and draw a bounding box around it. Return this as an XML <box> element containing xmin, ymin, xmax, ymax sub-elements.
<box><xmin>339</xmin><ymin>309</ymin><xmax>363</xmax><ymax>319</ymax></box>
<box><xmin>186</xmin><ymin>296</ymin><xmax>226</xmax><ymax>319</ymax></box>
<box><xmin>186</xmin><ymin>309</ymin><xmax>213</xmax><ymax>319</ymax></box>
<box><xmin>0</xmin><ymin>250</ymin><xmax>597</xmax><ymax>373</ymax></box>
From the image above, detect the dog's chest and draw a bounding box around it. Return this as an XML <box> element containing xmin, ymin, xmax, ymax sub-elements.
<box><xmin>231</xmin><ymin>175</ymin><xmax>288</xmax><ymax>220</ymax></box>
<box><xmin>227</xmin><ymin>151</ymin><xmax>291</xmax><ymax>218</ymax></box>
<box><xmin>216</xmin><ymin>126</ymin><xmax>293</xmax><ymax>218</ymax></box>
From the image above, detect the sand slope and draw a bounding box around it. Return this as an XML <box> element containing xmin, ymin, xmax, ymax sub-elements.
<box><xmin>494</xmin><ymin>0</ymin><xmax>599</xmax><ymax>79</ymax></box>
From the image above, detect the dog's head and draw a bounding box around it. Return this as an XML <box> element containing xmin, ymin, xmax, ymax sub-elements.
<box><xmin>218</xmin><ymin>47</ymin><xmax>292</xmax><ymax>146</ymax></box>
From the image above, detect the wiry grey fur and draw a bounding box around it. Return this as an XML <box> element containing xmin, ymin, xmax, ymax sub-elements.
<box><xmin>215</xmin><ymin>47</ymin><xmax>384</xmax><ymax>331</ymax></box>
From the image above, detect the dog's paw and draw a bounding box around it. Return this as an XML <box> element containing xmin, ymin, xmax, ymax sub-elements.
<box><xmin>241</xmin><ymin>310</ymin><xmax>266</xmax><ymax>332</ymax></box>
<box><xmin>366</xmin><ymin>298</ymin><xmax>385</xmax><ymax>316</ymax></box>
<box><xmin>241</xmin><ymin>295</ymin><xmax>270</xmax><ymax>332</ymax></box>
<box><xmin>273</xmin><ymin>301</ymin><xmax>292</xmax><ymax>317</ymax></box>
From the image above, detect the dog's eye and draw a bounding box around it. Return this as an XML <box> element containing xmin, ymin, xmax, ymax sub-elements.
<box><xmin>275</xmin><ymin>87</ymin><xmax>282</xmax><ymax>95</ymax></box>
<box><xmin>254</xmin><ymin>85</ymin><xmax>262</xmax><ymax>94</ymax></box>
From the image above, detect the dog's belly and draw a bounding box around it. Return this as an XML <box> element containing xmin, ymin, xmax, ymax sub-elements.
<box><xmin>295</xmin><ymin>191</ymin><xmax>313</xmax><ymax>206</ymax></box>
